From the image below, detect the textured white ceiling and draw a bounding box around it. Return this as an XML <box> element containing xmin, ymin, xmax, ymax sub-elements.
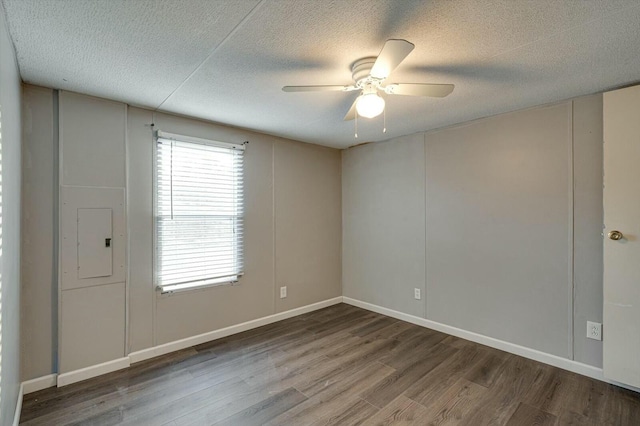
<box><xmin>4</xmin><ymin>0</ymin><xmax>640</xmax><ymax>148</ymax></box>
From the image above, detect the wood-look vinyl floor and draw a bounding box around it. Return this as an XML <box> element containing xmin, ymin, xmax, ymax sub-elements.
<box><xmin>20</xmin><ymin>304</ymin><xmax>640</xmax><ymax>425</ymax></box>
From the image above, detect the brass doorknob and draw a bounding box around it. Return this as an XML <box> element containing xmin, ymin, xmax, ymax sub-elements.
<box><xmin>608</xmin><ymin>230</ymin><xmax>624</xmax><ymax>241</ymax></box>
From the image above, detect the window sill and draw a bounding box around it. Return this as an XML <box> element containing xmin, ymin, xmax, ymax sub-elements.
<box><xmin>157</xmin><ymin>275</ymin><xmax>241</xmax><ymax>294</ymax></box>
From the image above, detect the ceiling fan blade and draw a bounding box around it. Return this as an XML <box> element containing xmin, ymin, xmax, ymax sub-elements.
<box><xmin>343</xmin><ymin>96</ymin><xmax>360</xmax><ymax>121</ymax></box>
<box><xmin>384</xmin><ymin>83</ymin><xmax>454</xmax><ymax>97</ymax></box>
<box><xmin>282</xmin><ymin>85</ymin><xmax>356</xmax><ymax>92</ymax></box>
<box><xmin>370</xmin><ymin>39</ymin><xmax>415</xmax><ymax>79</ymax></box>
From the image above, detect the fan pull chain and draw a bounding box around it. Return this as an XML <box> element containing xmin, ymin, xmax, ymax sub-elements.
<box><xmin>355</xmin><ymin>111</ymin><xmax>358</xmax><ymax>138</ymax></box>
<box><xmin>383</xmin><ymin>108</ymin><xmax>387</xmax><ymax>133</ymax></box>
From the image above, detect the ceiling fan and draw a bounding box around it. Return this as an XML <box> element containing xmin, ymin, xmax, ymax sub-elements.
<box><xmin>282</xmin><ymin>39</ymin><xmax>454</xmax><ymax>121</ymax></box>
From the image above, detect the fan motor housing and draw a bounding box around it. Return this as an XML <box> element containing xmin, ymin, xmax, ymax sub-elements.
<box><xmin>351</xmin><ymin>57</ymin><xmax>377</xmax><ymax>84</ymax></box>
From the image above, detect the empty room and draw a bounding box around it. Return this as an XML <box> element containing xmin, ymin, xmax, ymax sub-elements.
<box><xmin>2</xmin><ymin>0</ymin><xmax>640</xmax><ymax>425</ymax></box>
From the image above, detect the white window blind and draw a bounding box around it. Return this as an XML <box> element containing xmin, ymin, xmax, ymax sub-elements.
<box><xmin>155</xmin><ymin>131</ymin><xmax>244</xmax><ymax>292</ymax></box>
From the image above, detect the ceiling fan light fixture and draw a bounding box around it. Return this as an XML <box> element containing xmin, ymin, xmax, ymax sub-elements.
<box><xmin>281</xmin><ymin>39</ymin><xmax>454</xmax><ymax>123</ymax></box>
<box><xmin>356</xmin><ymin>93</ymin><xmax>385</xmax><ymax>118</ymax></box>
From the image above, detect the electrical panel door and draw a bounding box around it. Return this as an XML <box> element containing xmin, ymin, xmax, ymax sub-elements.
<box><xmin>77</xmin><ymin>208</ymin><xmax>113</xmax><ymax>279</ymax></box>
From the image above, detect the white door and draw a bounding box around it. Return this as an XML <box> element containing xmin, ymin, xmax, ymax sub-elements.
<box><xmin>603</xmin><ymin>85</ymin><xmax>640</xmax><ymax>387</ymax></box>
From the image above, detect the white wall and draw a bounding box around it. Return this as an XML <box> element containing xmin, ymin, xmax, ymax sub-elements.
<box><xmin>20</xmin><ymin>88</ymin><xmax>342</xmax><ymax>378</ymax></box>
<box><xmin>21</xmin><ymin>85</ymin><xmax>56</xmax><ymax>379</ymax></box>
<box><xmin>343</xmin><ymin>134</ymin><xmax>425</xmax><ymax>318</ymax></box>
<box><xmin>425</xmin><ymin>102</ymin><xmax>572</xmax><ymax>357</ymax></box>
<box><xmin>58</xmin><ymin>92</ymin><xmax>127</xmax><ymax>373</ymax></box>
<box><xmin>274</xmin><ymin>140</ymin><xmax>342</xmax><ymax>312</ymax></box>
<box><xmin>0</xmin><ymin>1</ymin><xmax>22</xmax><ymax>424</ymax></box>
<box><xmin>128</xmin><ymin>108</ymin><xmax>342</xmax><ymax>349</ymax></box>
<box><xmin>573</xmin><ymin>96</ymin><xmax>604</xmax><ymax>367</ymax></box>
<box><xmin>19</xmin><ymin>84</ymin><xmax>603</xmax><ymax>383</ymax></box>
<box><xmin>343</xmin><ymin>95</ymin><xmax>604</xmax><ymax>367</ymax></box>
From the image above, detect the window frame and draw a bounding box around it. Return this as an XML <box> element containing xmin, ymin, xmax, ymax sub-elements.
<box><xmin>152</xmin><ymin>130</ymin><xmax>245</xmax><ymax>294</ymax></box>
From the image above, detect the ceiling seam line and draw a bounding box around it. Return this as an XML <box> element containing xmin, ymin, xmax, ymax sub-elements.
<box><xmin>153</xmin><ymin>0</ymin><xmax>267</xmax><ymax>112</ymax></box>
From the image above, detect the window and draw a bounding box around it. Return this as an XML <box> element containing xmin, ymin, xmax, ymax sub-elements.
<box><xmin>155</xmin><ymin>131</ymin><xmax>244</xmax><ymax>292</ymax></box>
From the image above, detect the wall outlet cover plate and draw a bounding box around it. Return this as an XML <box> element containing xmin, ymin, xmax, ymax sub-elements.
<box><xmin>587</xmin><ymin>321</ymin><xmax>602</xmax><ymax>341</ymax></box>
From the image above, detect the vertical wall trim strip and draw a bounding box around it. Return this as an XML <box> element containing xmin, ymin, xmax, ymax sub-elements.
<box><xmin>52</xmin><ymin>89</ymin><xmax>60</xmax><ymax>372</ymax></box>
<box><xmin>272</xmin><ymin>142</ymin><xmax>277</xmax><ymax>314</ymax></box>
<box><xmin>151</xmin><ymin>112</ymin><xmax>158</xmax><ymax>348</ymax></box>
<box><xmin>423</xmin><ymin>132</ymin><xmax>428</xmax><ymax>319</ymax></box>
<box><xmin>124</xmin><ymin>105</ymin><xmax>130</xmax><ymax>354</ymax></box>
<box><xmin>339</xmin><ymin>151</ymin><xmax>344</xmax><ymax>297</ymax></box>
<box><xmin>568</xmin><ymin>101</ymin><xmax>575</xmax><ymax>360</ymax></box>
<box><xmin>56</xmin><ymin>91</ymin><xmax>64</xmax><ymax>374</ymax></box>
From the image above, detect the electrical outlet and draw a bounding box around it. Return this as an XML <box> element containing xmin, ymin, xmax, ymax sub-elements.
<box><xmin>280</xmin><ymin>286</ymin><xmax>287</xmax><ymax>299</ymax></box>
<box><xmin>414</xmin><ymin>288</ymin><xmax>421</xmax><ymax>300</ymax></box>
<box><xmin>587</xmin><ymin>321</ymin><xmax>602</xmax><ymax>341</ymax></box>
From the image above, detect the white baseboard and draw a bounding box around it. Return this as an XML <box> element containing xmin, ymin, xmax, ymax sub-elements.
<box><xmin>23</xmin><ymin>296</ymin><xmax>342</xmax><ymax>394</ymax></box>
<box><xmin>26</xmin><ymin>295</ymin><xmax>636</xmax><ymax>404</ymax></box>
<box><xmin>130</xmin><ymin>296</ymin><xmax>343</xmax><ymax>364</ymax></box>
<box><xmin>57</xmin><ymin>357</ymin><xmax>131</xmax><ymax>387</ymax></box>
<box><xmin>343</xmin><ymin>296</ymin><xmax>640</xmax><ymax>393</ymax></box>
<box><xmin>12</xmin><ymin>383</ymin><xmax>24</xmax><ymax>426</ymax></box>
<box><xmin>22</xmin><ymin>374</ymin><xmax>58</xmax><ymax>394</ymax></box>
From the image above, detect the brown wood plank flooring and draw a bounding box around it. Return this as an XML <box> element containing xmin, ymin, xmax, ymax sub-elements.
<box><xmin>20</xmin><ymin>304</ymin><xmax>640</xmax><ymax>425</ymax></box>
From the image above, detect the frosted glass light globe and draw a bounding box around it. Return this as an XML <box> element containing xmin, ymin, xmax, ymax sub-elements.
<box><xmin>356</xmin><ymin>93</ymin><xmax>385</xmax><ymax>118</ymax></box>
